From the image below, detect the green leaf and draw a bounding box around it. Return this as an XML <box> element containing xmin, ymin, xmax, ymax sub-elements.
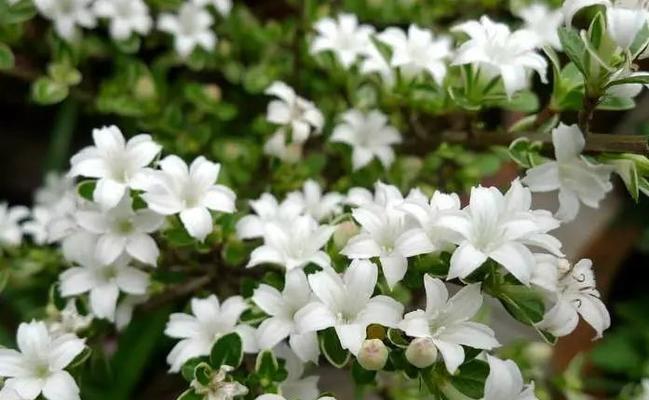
<box><xmin>587</xmin><ymin>11</ymin><xmax>606</xmax><ymax>50</ymax></box>
<box><xmin>507</xmin><ymin>138</ymin><xmax>545</xmax><ymax>169</ymax></box>
<box><xmin>0</xmin><ymin>268</ymin><xmax>9</xmax><ymax>294</ymax></box>
<box><xmin>181</xmin><ymin>357</ymin><xmax>207</xmax><ymax>383</ymax></box>
<box><xmin>0</xmin><ymin>43</ymin><xmax>15</xmax><ymax>70</ymax></box>
<box><xmin>450</xmin><ymin>359</ymin><xmax>489</xmax><ymax>399</ymax></box>
<box><xmin>603</xmin><ymin>158</ymin><xmax>639</xmax><ymax>201</ymax></box>
<box><xmin>164</xmin><ymin>226</ymin><xmax>195</xmax><ymax>247</ymax></box>
<box><xmin>558</xmin><ymin>27</ymin><xmax>588</xmax><ymax>78</ymax></box>
<box><xmin>606</xmin><ymin>73</ymin><xmax>649</xmax><ymax>88</ymax></box>
<box><xmin>496</xmin><ymin>91</ymin><xmax>539</xmax><ymax>113</ymax></box>
<box><xmin>320</xmin><ymin>327</ymin><xmax>351</xmax><ymax>368</ymax></box>
<box><xmin>497</xmin><ymin>284</ymin><xmax>545</xmax><ymax>325</ymax></box>
<box><xmin>32</xmin><ymin>77</ymin><xmax>69</xmax><ymax>105</ymax></box>
<box><xmin>48</xmin><ymin>63</ymin><xmax>82</xmax><ymax>86</ymax></box>
<box><xmin>255</xmin><ymin>350</ymin><xmax>279</xmax><ymax>379</ymax></box>
<box><xmin>210</xmin><ymin>332</ymin><xmax>243</xmax><ymax>369</ymax></box>
<box><xmin>387</xmin><ymin>328</ymin><xmax>409</xmax><ymax>349</ymax></box>
<box><xmin>194</xmin><ymin>362</ymin><xmax>212</xmax><ymax>386</ymax></box>
<box><xmin>597</xmin><ymin>96</ymin><xmax>635</xmax><ymax>111</ymax></box>
<box><xmin>77</xmin><ymin>180</ymin><xmax>96</xmax><ymax>201</ymax></box>
<box><xmin>630</xmin><ymin>22</ymin><xmax>649</xmax><ymax>59</ymax></box>
<box><xmin>352</xmin><ymin>360</ymin><xmax>377</xmax><ymax>385</ymax></box>
<box><xmin>3</xmin><ymin>0</ymin><xmax>37</xmax><ymax>24</ymax></box>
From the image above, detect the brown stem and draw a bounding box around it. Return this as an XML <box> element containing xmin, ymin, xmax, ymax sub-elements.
<box><xmin>578</xmin><ymin>95</ymin><xmax>599</xmax><ymax>135</ymax></box>
<box><xmin>440</xmin><ymin>131</ymin><xmax>649</xmax><ymax>156</ymax></box>
<box><xmin>140</xmin><ymin>275</ymin><xmax>213</xmax><ymax>311</ymax></box>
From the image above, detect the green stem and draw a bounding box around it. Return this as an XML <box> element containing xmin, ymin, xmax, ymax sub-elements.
<box><xmin>44</xmin><ymin>98</ymin><xmax>79</xmax><ymax>174</ymax></box>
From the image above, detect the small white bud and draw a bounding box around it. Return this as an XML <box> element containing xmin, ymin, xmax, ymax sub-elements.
<box><xmin>357</xmin><ymin>339</ymin><xmax>389</xmax><ymax>371</ymax></box>
<box><xmin>405</xmin><ymin>338</ymin><xmax>437</xmax><ymax>369</ymax></box>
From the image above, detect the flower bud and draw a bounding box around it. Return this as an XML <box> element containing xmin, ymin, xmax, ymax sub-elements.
<box><xmin>357</xmin><ymin>339</ymin><xmax>389</xmax><ymax>371</ymax></box>
<box><xmin>333</xmin><ymin>220</ymin><xmax>359</xmax><ymax>248</ymax></box>
<box><xmin>405</xmin><ymin>338</ymin><xmax>437</xmax><ymax>369</ymax></box>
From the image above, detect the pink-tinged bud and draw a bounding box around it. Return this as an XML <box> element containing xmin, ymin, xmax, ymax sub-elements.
<box><xmin>357</xmin><ymin>339</ymin><xmax>389</xmax><ymax>371</ymax></box>
<box><xmin>405</xmin><ymin>338</ymin><xmax>437</xmax><ymax>368</ymax></box>
<box><xmin>333</xmin><ymin>220</ymin><xmax>359</xmax><ymax>248</ymax></box>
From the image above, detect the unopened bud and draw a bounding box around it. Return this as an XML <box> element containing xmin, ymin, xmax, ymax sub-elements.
<box><xmin>405</xmin><ymin>338</ymin><xmax>437</xmax><ymax>369</ymax></box>
<box><xmin>357</xmin><ymin>339</ymin><xmax>389</xmax><ymax>371</ymax></box>
<box><xmin>333</xmin><ymin>220</ymin><xmax>359</xmax><ymax>248</ymax></box>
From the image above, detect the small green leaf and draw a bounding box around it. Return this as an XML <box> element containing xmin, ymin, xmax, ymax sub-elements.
<box><xmin>497</xmin><ymin>284</ymin><xmax>545</xmax><ymax>325</ymax></box>
<box><xmin>0</xmin><ymin>268</ymin><xmax>9</xmax><ymax>294</ymax></box>
<box><xmin>507</xmin><ymin>138</ymin><xmax>545</xmax><ymax>169</ymax></box>
<box><xmin>451</xmin><ymin>359</ymin><xmax>489</xmax><ymax>399</ymax></box>
<box><xmin>450</xmin><ymin>359</ymin><xmax>489</xmax><ymax>399</ymax></box>
<box><xmin>32</xmin><ymin>77</ymin><xmax>69</xmax><ymax>105</ymax></box>
<box><xmin>210</xmin><ymin>332</ymin><xmax>243</xmax><ymax>369</ymax></box>
<box><xmin>320</xmin><ymin>328</ymin><xmax>351</xmax><ymax>368</ymax></box>
<box><xmin>0</xmin><ymin>43</ymin><xmax>15</xmax><ymax>70</ymax></box>
<box><xmin>77</xmin><ymin>180</ymin><xmax>96</xmax><ymax>201</ymax></box>
<box><xmin>496</xmin><ymin>90</ymin><xmax>540</xmax><ymax>113</ymax></box>
<box><xmin>558</xmin><ymin>27</ymin><xmax>588</xmax><ymax>78</ymax></box>
<box><xmin>630</xmin><ymin>22</ymin><xmax>649</xmax><ymax>59</ymax></box>
<box><xmin>352</xmin><ymin>360</ymin><xmax>377</xmax><ymax>385</ymax></box>
<box><xmin>597</xmin><ymin>96</ymin><xmax>635</xmax><ymax>111</ymax></box>
<box><xmin>68</xmin><ymin>347</ymin><xmax>92</xmax><ymax>369</ymax></box>
<box><xmin>181</xmin><ymin>358</ymin><xmax>206</xmax><ymax>383</ymax></box>
<box><xmin>603</xmin><ymin>158</ymin><xmax>639</xmax><ymax>201</ymax></box>
<box><xmin>194</xmin><ymin>362</ymin><xmax>212</xmax><ymax>386</ymax></box>
<box><xmin>164</xmin><ymin>226</ymin><xmax>195</xmax><ymax>247</ymax></box>
<box><xmin>255</xmin><ymin>350</ymin><xmax>279</xmax><ymax>379</ymax></box>
<box><xmin>387</xmin><ymin>328</ymin><xmax>409</xmax><ymax>349</ymax></box>
<box><xmin>3</xmin><ymin>0</ymin><xmax>37</xmax><ymax>24</ymax></box>
<box><xmin>606</xmin><ymin>73</ymin><xmax>649</xmax><ymax>88</ymax></box>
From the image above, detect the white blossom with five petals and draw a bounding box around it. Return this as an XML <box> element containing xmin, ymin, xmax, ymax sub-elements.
<box><xmin>93</xmin><ymin>0</ymin><xmax>153</xmax><ymax>41</ymax></box>
<box><xmin>142</xmin><ymin>155</ymin><xmax>236</xmax><ymax>241</ymax></box>
<box><xmin>399</xmin><ymin>276</ymin><xmax>500</xmax><ymax>374</ymax></box>
<box><xmin>34</xmin><ymin>0</ymin><xmax>96</xmax><ymax>41</ymax></box>
<box><xmin>295</xmin><ymin>260</ymin><xmax>404</xmax><ymax>355</ymax></box>
<box><xmin>158</xmin><ymin>3</ymin><xmax>216</xmax><ymax>58</ymax></box>
<box><xmin>311</xmin><ymin>14</ymin><xmax>375</xmax><ymax>69</ymax></box>
<box><xmin>0</xmin><ymin>321</ymin><xmax>85</xmax><ymax>400</ymax></box>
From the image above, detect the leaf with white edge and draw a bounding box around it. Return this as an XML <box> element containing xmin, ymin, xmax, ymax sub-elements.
<box><xmin>507</xmin><ymin>138</ymin><xmax>545</xmax><ymax>169</ymax></box>
<box><xmin>603</xmin><ymin>158</ymin><xmax>639</xmax><ymax>201</ymax></box>
<box><xmin>387</xmin><ymin>328</ymin><xmax>409</xmax><ymax>349</ymax></box>
<box><xmin>0</xmin><ymin>43</ymin><xmax>14</xmax><ymax>70</ymax></box>
<box><xmin>181</xmin><ymin>358</ymin><xmax>207</xmax><ymax>383</ymax></box>
<box><xmin>320</xmin><ymin>327</ymin><xmax>351</xmax><ymax>368</ymax></box>
<box><xmin>588</xmin><ymin>11</ymin><xmax>606</xmax><ymax>50</ymax></box>
<box><xmin>450</xmin><ymin>359</ymin><xmax>489</xmax><ymax>399</ymax></box>
<box><xmin>639</xmin><ymin>177</ymin><xmax>649</xmax><ymax>197</ymax></box>
<box><xmin>210</xmin><ymin>332</ymin><xmax>243</xmax><ymax>369</ymax></box>
<box><xmin>77</xmin><ymin>180</ymin><xmax>96</xmax><ymax>201</ymax></box>
<box><xmin>597</xmin><ymin>96</ymin><xmax>636</xmax><ymax>111</ymax></box>
<box><xmin>255</xmin><ymin>350</ymin><xmax>279</xmax><ymax>379</ymax></box>
<box><xmin>32</xmin><ymin>77</ymin><xmax>69</xmax><ymax>105</ymax></box>
<box><xmin>558</xmin><ymin>27</ymin><xmax>588</xmax><ymax>78</ymax></box>
<box><xmin>630</xmin><ymin>23</ymin><xmax>649</xmax><ymax>59</ymax></box>
<box><xmin>496</xmin><ymin>284</ymin><xmax>545</xmax><ymax>326</ymax></box>
<box><xmin>194</xmin><ymin>362</ymin><xmax>212</xmax><ymax>386</ymax></box>
<box><xmin>606</xmin><ymin>74</ymin><xmax>649</xmax><ymax>88</ymax></box>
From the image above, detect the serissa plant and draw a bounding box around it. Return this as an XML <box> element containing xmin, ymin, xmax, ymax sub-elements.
<box><xmin>0</xmin><ymin>0</ymin><xmax>649</xmax><ymax>399</ymax></box>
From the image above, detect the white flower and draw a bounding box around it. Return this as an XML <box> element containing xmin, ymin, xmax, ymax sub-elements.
<box><xmin>193</xmin><ymin>0</ymin><xmax>232</xmax><ymax>16</ymax></box>
<box><xmin>273</xmin><ymin>344</ymin><xmax>320</xmax><ymax>400</ymax></box>
<box><xmin>265</xmin><ymin>81</ymin><xmax>324</xmax><ymax>144</ymax></box>
<box><xmin>142</xmin><ymin>155</ymin><xmax>236</xmax><ymax>241</ymax></box>
<box><xmin>69</xmin><ymin>125</ymin><xmax>161</xmax><ymax>209</ymax></box>
<box><xmin>0</xmin><ymin>203</ymin><xmax>29</xmax><ymax>248</ymax></box>
<box><xmin>47</xmin><ymin>301</ymin><xmax>93</xmax><ymax>337</ymax></box>
<box><xmin>253</xmin><ymin>270</ymin><xmax>320</xmax><ymax>363</ymax></box>
<box><xmin>287</xmin><ymin>180</ymin><xmax>344</xmax><ymax>222</ymax></box>
<box><xmin>34</xmin><ymin>0</ymin><xmax>96</xmax><ymax>41</ymax></box>
<box><xmin>35</xmin><ymin>173</ymin><xmax>75</xmax><ymax>209</ymax></box>
<box><xmin>345</xmin><ymin>181</ymin><xmax>405</xmax><ymax>208</ymax></box>
<box><xmin>522</xmin><ymin>123</ymin><xmax>613</xmax><ymax>222</ymax></box>
<box><xmin>376</xmin><ymin>24</ymin><xmax>452</xmax><ymax>85</ymax></box>
<box><xmin>93</xmin><ymin>0</ymin><xmax>153</xmax><ymax>41</ymax></box>
<box><xmin>190</xmin><ymin>365</ymin><xmax>249</xmax><ymax>400</ymax></box>
<box><xmin>158</xmin><ymin>2</ymin><xmax>216</xmax><ymax>58</ymax></box>
<box><xmin>537</xmin><ymin>259</ymin><xmax>610</xmax><ymax>339</ymax></box>
<box><xmin>164</xmin><ymin>295</ymin><xmax>256</xmax><ymax>372</ymax></box>
<box><xmin>246</xmin><ymin>216</ymin><xmax>335</xmax><ymax>272</ymax></box>
<box><xmin>359</xmin><ymin>43</ymin><xmax>395</xmax><ymax>86</ymax></box>
<box><xmin>0</xmin><ymin>321</ymin><xmax>85</xmax><ymax>400</ymax></box>
<box><xmin>342</xmin><ymin>198</ymin><xmax>434</xmax><ymax>289</ymax></box>
<box><xmin>606</xmin><ymin>69</ymin><xmax>647</xmax><ymax>98</ymax></box>
<box><xmin>530</xmin><ymin>254</ymin><xmax>563</xmax><ymax>293</ymax></box>
<box><xmin>60</xmin><ymin>235</ymin><xmax>149</xmax><ymax>322</ymax></box>
<box><xmin>331</xmin><ymin>109</ymin><xmax>402</xmax><ymax>171</ymax></box>
<box><xmin>115</xmin><ymin>295</ymin><xmax>149</xmax><ymax>331</ymax></box>
<box><xmin>399</xmin><ymin>189</ymin><xmax>462</xmax><ymax>252</ymax></box>
<box><xmin>295</xmin><ymin>259</ymin><xmax>404</xmax><ymax>355</ymax></box>
<box><xmin>399</xmin><ymin>276</ymin><xmax>500</xmax><ymax>374</ymax></box>
<box><xmin>484</xmin><ymin>355</ymin><xmax>538</xmax><ymax>400</ymax></box>
<box><xmin>236</xmin><ymin>193</ymin><xmax>304</xmax><ymax>240</ymax></box>
<box><xmin>263</xmin><ymin>129</ymin><xmax>304</xmax><ymax>163</ymax></box>
<box><xmin>75</xmin><ymin>195</ymin><xmax>164</xmax><ymax>266</ymax></box>
<box><xmin>515</xmin><ymin>3</ymin><xmax>563</xmax><ymax>50</ymax></box>
<box><xmin>22</xmin><ymin>207</ymin><xmax>52</xmax><ymax>245</ymax></box>
<box><xmin>563</xmin><ymin>0</ymin><xmax>649</xmax><ymax>49</ymax></box>
<box><xmin>0</xmin><ymin>387</ymin><xmax>22</xmax><ymax>400</ymax></box>
<box><xmin>311</xmin><ymin>14</ymin><xmax>375</xmax><ymax>68</ymax></box>
<box><xmin>452</xmin><ymin>16</ymin><xmax>548</xmax><ymax>98</ymax></box>
<box><xmin>439</xmin><ymin>180</ymin><xmax>562</xmax><ymax>284</ymax></box>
